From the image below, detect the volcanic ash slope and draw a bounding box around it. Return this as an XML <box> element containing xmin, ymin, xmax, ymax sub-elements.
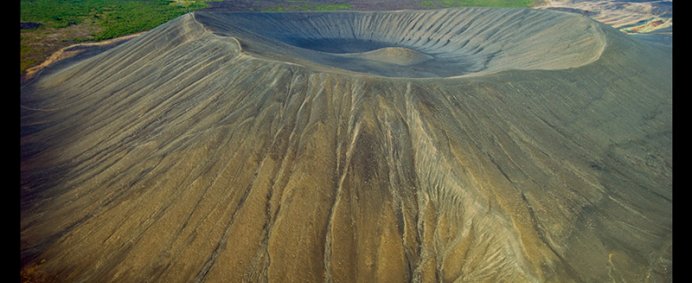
<box><xmin>20</xmin><ymin>8</ymin><xmax>671</xmax><ymax>282</ymax></box>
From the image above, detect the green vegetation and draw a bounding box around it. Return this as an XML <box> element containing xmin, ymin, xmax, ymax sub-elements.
<box><xmin>20</xmin><ymin>0</ymin><xmax>215</xmax><ymax>74</ymax></box>
<box><xmin>421</xmin><ymin>0</ymin><xmax>435</xmax><ymax>8</ymax></box>
<box><xmin>21</xmin><ymin>0</ymin><xmax>210</xmax><ymax>40</ymax></box>
<box><xmin>310</xmin><ymin>3</ymin><xmax>352</xmax><ymax>10</ymax></box>
<box><xmin>264</xmin><ymin>3</ymin><xmax>352</xmax><ymax>12</ymax></box>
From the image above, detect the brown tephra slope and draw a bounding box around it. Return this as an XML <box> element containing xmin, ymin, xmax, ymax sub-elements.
<box><xmin>21</xmin><ymin>8</ymin><xmax>671</xmax><ymax>282</ymax></box>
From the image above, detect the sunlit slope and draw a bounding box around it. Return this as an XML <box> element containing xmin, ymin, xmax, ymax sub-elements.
<box><xmin>21</xmin><ymin>8</ymin><xmax>671</xmax><ymax>282</ymax></box>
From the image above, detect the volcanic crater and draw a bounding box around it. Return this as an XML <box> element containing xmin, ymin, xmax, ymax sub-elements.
<box><xmin>196</xmin><ymin>9</ymin><xmax>606</xmax><ymax>78</ymax></box>
<box><xmin>21</xmin><ymin>8</ymin><xmax>671</xmax><ymax>283</ymax></box>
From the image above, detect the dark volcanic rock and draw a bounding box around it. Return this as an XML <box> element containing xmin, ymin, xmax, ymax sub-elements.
<box><xmin>20</xmin><ymin>22</ymin><xmax>42</xmax><ymax>29</ymax></box>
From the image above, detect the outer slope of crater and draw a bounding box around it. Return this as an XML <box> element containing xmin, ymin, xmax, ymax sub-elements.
<box><xmin>21</xmin><ymin>8</ymin><xmax>671</xmax><ymax>282</ymax></box>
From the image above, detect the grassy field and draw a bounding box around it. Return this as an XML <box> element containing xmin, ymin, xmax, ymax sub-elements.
<box><xmin>21</xmin><ymin>0</ymin><xmax>209</xmax><ymax>39</ymax></box>
<box><xmin>20</xmin><ymin>0</ymin><xmax>211</xmax><ymax>74</ymax></box>
<box><xmin>264</xmin><ymin>3</ymin><xmax>352</xmax><ymax>12</ymax></box>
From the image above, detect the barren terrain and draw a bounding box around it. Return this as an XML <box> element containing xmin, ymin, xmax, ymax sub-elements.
<box><xmin>21</xmin><ymin>8</ymin><xmax>671</xmax><ymax>282</ymax></box>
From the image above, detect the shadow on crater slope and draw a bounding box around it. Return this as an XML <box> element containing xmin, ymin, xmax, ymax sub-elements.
<box><xmin>21</xmin><ymin>8</ymin><xmax>671</xmax><ymax>282</ymax></box>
